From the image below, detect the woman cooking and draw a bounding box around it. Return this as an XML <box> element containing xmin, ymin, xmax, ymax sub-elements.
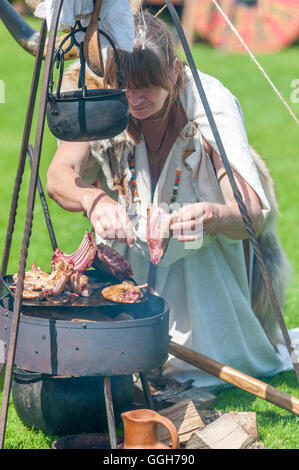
<box><xmin>46</xmin><ymin>12</ymin><xmax>291</xmax><ymax>389</ymax></box>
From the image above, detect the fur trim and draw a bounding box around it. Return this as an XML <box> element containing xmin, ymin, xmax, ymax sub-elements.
<box><xmin>89</xmin><ymin>136</ymin><xmax>133</xmax><ymax>207</ymax></box>
<box><xmin>60</xmin><ymin>60</ymin><xmax>105</xmax><ymax>92</ymax></box>
<box><xmin>250</xmin><ymin>148</ymin><xmax>291</xmax><ymax>346</ymax></box>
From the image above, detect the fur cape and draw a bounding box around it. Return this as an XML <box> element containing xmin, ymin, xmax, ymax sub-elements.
<box><xmin>60</xmin><ymin>61</ymin><xmax>291</xmax><ymax>347</ymax></box>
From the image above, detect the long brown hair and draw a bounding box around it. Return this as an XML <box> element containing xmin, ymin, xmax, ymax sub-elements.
<box><xmin>103</xmin><ymin>12</ymin><xmax>186</xmax><ymax>143</ymax></box>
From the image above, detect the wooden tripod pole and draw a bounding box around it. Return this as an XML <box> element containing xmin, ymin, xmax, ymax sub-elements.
<box><xmin>169</xmin><ymin>341</ymin><xmax>299</xmax><ymax>416</ymax></box>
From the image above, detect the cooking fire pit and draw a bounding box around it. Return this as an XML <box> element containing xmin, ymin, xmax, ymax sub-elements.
<box><xmin>0</xmin><ymin>274</ymin><xmax>169</xmax><ymax>376</ymax></box>
<box><xmin>0</xmin><ymin>271</ymin><xmax>170</xmax><ymax>447</ymax></box>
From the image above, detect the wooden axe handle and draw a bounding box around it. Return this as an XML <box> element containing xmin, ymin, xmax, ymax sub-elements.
<box><xmin>83</xmin><ymin>0</ymin><xmax>104</xmax><ymax>77</ymax></box>
<box><xmin>168</xmin><ymin>340</ymin><xmax>299</xmax><ymax>415</ymax></box>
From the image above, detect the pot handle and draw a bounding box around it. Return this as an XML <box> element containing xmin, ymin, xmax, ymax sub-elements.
<box><xmin>152</xmin><ymin>415</ymin><xmax>179</xmax><ymax>449</ymax></box>
<box><xmin>49</xmin><ymin>20</ymin><xmax>126</xmax><ymax>100</ymax></box>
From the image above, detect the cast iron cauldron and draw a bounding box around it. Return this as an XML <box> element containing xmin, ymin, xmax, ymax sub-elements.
<box><xmin>12</xmin><ymin>369</ymin><xmax>134</xmax><ymax>436</ymax></box>
<box><xmin>46</xmin><ymin>21</ymin><xmax>129</xmax><ymax>142</ymax></box>
<box><xmin>1</xmin><ymin>279</ymin><xmax>170</xmax><ymax>436</ymax></box>
<box><xmin>52</xmin><ymin>433</ymin><xmax>122</xmax><ymax>449</ymax></box>
<box><xmin>0</xmin><ymin>294</ymin><xmax>169</xmax><ymax>376</ymax></box>
<box><xmin>47</xmin><ymin>88</ymin><xmax>129</xmax><ymax>142</ymax></box>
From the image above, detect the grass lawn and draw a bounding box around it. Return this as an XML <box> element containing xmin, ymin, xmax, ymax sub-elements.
<box><xmin>0</xmin><ymin>16</ymin><xmax>298</xmax><ymax>449</ymax></box>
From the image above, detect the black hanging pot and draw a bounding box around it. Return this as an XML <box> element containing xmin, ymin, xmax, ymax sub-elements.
<box><xmin>46</xmin><ymin>21</ymin><xmax>129</xmax><ymax>142</ymax></box>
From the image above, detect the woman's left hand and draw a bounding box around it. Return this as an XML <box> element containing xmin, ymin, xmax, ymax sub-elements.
<box><xmin>169</xmin><ymin>202</ymin><xmax>220</xmax><ymax>242</ymax></box>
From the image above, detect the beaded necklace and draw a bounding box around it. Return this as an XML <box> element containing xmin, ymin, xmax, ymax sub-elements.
<box><xmin>128</xmin><ymin>152</ymin><xmax>181</xmax><ymax>214</ymax></box>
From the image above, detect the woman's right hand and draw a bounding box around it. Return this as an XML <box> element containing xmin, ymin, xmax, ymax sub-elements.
<box><xmin>87</xmin><ymin>194</ymin><xmax>135</xmax><ymax>248</ymax></box>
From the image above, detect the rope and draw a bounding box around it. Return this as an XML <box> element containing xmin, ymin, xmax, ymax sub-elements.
<box><xmin>209</xmin><ymin>0</ymin><xmax>299</xmax><ymax>127</ymax></box>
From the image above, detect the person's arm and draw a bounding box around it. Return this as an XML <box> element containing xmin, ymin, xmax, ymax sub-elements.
<box><xmin>46</xmin><ymin>140</ymin><xmax>99</xmax><ymax>213</ymax></box>
<box><xmin>170</xmin><ymin>139</ymin><xmax>263</xmax><ymax>241</ymax></box>
<box><xmin>46</xmin><ymin>141</ymin><xmax>135</xmax><ymax>247</ymax></box>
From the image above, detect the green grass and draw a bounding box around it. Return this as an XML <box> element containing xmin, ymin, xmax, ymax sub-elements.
<box><xmin>0</xmin><ymin>16</ymin><xmax>298</xmax><ymax>449</ymax></box>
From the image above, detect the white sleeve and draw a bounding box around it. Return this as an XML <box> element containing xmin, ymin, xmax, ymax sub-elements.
<box><xmin>192</xmin><ymin>72</ymin><xmax>271</xmax><ymax>221</ymax></box>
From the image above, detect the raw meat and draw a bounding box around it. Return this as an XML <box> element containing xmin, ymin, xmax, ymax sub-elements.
<box><xmin>52</xmin><ymin>230</ymin><xmax>97</xmax><ymax>273</ymax></box>
<box><xmin>93</xmin><ymin>243</ymin><xmax>133</xmax><ymax>281</ymax></box>
<box><xmin>101</xmin><ymin>281</ymin><xmax>144</xmax><ymax>303</ymax></box>
<box><xmin>147</xmin><ymin>206</ymin><xmax>171</xmax><ymax>266</ymax></box>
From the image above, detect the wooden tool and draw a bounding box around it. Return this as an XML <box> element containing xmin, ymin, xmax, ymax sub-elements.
<box><xmin>135</xmin><ymin>283</ymin><xmax>148</xmax><ymax>289</ymax></box>
<box><xmin>84</xmin><ymin>0</ymin><xmax>104</xmax><ymax>77</ymax></box>
<box><xmin>168</xmin><ymin>340</ymin><xmax>299</xmax><ymax>416</ymax></box>
<box><xmin>147</xmin><ymin>262</ymin><xmax>157</xmax><ymax>295</ymax></box>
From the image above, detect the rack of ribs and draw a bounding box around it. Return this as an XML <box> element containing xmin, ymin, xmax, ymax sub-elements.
<box><xmin>52</xmin><ymin>229</ymin><xmax>133</xmax><ymax>282</ymax></box>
